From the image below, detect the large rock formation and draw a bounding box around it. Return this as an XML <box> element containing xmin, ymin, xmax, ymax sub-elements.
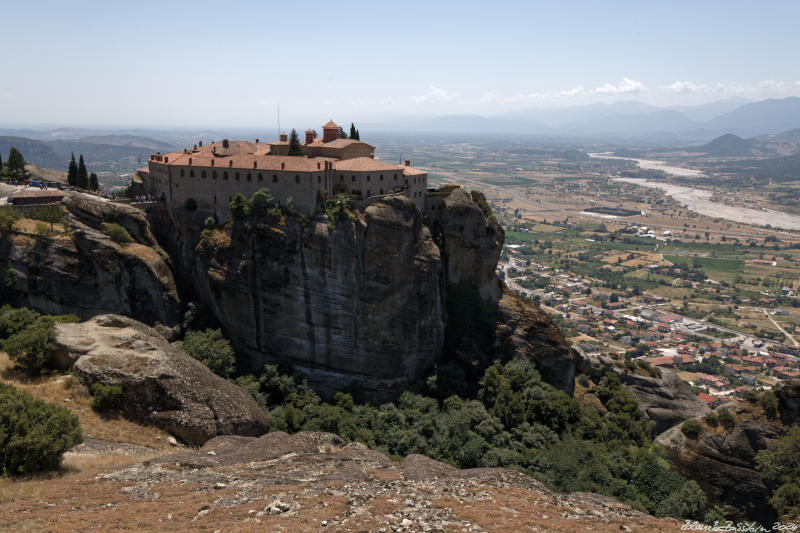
<box><xmin>53</xmin><ymin>314</ymin><xmax>269</xmax><ymax>444</ymax></box>
<box><xmin>1</xmin><ymin>215</ymin><xmax>180</xmax><ymax>326</ymax></box>
<box><xmin>657</xmin><ymin>414</ymin><xmax>781</xmax><ymax>523</ymax></box>
<box><xmin>494</xmin><ymin>289</ymin><xmax>577</xmax><ymax>394</ymax></box>
<box><xmin>576</xmin><ymin>351</ymin><xmax>709</xmax><ymax>433</ymax></box>
<box><xmin>192</xmin><ymin>195</ymin><xmax>445</xmax><ymax>398</ymax></box>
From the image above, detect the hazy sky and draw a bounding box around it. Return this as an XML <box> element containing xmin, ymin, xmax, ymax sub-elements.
<box><xmin>2</xmin><ymin>0</ymin><xmax>799</xmax><ymax>128</ymax></box>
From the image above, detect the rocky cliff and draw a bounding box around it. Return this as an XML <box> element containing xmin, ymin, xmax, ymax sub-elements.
<box><xmin>1</xmin><ymin>193</ymin><xmax>180</xmax><ymax>326</ymax></box>
<box><xmin>190</xmin><ymin>195</ymin><xmax>445</xmax><ymax>398</ymax></box>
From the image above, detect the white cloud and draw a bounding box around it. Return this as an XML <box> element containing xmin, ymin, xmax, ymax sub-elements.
<box><xmin>660</xmin><ymin>80</ymin><xmax>709</xmax><ymax>93</ymax></box>
<box><xmin>594</xmin><ymin>77</ymin><xmax>646</xmax><ymax>95</ymax></box>
<box><xmin>478</xmin><ymin>86</ymin><xmax>586</xmax><ymax>104</ymax></box>
<box><xmin>410</xmin><ymin>86</ymin><xmax>459</xmax><ymax>104</ymax></box>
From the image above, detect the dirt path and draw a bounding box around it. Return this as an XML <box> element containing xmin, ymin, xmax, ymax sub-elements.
<box><xmin>762</xmin><ymin>308</ymin><xmax>799</xmax><ymax>347</ymax></box>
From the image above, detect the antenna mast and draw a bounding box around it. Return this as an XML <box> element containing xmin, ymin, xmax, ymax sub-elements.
<box><xmin>277</xmin><ymin>104</ymin><xmax>281</xmax><ymax>137</ymax></box>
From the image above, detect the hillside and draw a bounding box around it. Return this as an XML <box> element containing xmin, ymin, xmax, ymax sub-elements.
<box><xmin>690</xmin><ymin>133</ymin><xmax>753</xmax><ymax>157</ymax></box>
<box><xmin>0</xmin><ymin>136</ymin><xmax>63</xmax><ymax>168</ymax></box>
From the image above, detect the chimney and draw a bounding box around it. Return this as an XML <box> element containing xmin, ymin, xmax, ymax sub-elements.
<box><xmin>279</xmin><ymin>133</ymin><xmax>288</xmax><ymax>142</ymax></box>
<box><xmin>255</xmin><ymin>138</ymin><xmax>259</xmax><ymax>144</ymax></box>
<box><xmin>211</xmin><ymin>159</ymin><xmax>215</xmax><ymax>167</ymax></box>
<box><xmin>253</xmin><ymin>161</ymin><xmax>257</xmax><ymax>169</ymax></box>
<box><xmin>405</xmin><ymin>160</ymin><xmax>410</xmax><ymax>167</ymax></box>
<box><xmin>229</xmin><ymin>160</ymin><xmax>233</xmax><ymax>167</ymax></box>
<box><xmin>199</xmin><ymin>141</ymin><xmax>203</xmax><ymax>147</ymax></box>
<box><xmin>222</xmin><ymin>139</ymin><xmax>229</xmax><ymax>149</ymax></box>
<box><xmin>193</xmin><ymin>144</ymin><xmax>197</xmax><ymax>150</ymax></box>
<box><xmin>188</xmin><ymin>157</ymin><xmax>192</xmax><ymax>165</ymax></box>
<box><xmin>164</xmin><ymin>157</ymin><xmax>169</xmax><ymax>163</ymax></box>
<box><xmin>281</xmin><ymin>162</ymin><xmax>285</xmax><ymax>170</ymax></box>
<box><xmin>317</xmin><ymin>162</ymin><xmax>321</xmax><ymax>170</ymax></box>
<box><xmin>305</xmin><ymin>130</ymin><xmax>315</xmax><ymax>144</ymax></box>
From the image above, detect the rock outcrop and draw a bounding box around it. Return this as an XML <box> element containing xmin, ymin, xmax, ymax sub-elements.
<box><xmin>436</xmin><ymin>189</ymin><xmax>504</xmax><ymax>302</ymax></box>
<box><xmin>657</xmin><ymin>414</ymin><xmax>781</xmax><ymax>523</ymax></box>
<box><xmin>576</xmin><ymin>351</ymin><xmax>709</xmax><ymax>433</ymax></box>
<box><xmin>1</xmin><ymin>220</ymin><xmax>180</xmax><ymax>327</ymax></box>
<box><xmin>493</xmin><ymin>289</ymin><xmax>577</xmax><ymax>394</ymax></box>
<box><xmin>62</xmin><ymin>192</ymin><xmax>162</xmax><ymax>249</ymax></box>
<box><xmin>53</xmin><ymin>314</ymin><xmax>269</xmax><ymax>444</ymax></box>
<box><xmin>192</xmin><ymin>195</ymin><xmax>445</xmax><ymax>398</ymax></box>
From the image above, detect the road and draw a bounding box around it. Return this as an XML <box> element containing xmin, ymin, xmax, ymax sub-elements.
<box><xmin>762</xmin><ymin>308</ymin><xmax>798</xmax><ymax>347</ymax></box>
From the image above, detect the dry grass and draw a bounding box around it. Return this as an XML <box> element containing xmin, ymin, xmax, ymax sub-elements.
<box><xmin>0</xmin><ymin>351</ymin><xmax>175</xmax><ymax>450</ymax></box>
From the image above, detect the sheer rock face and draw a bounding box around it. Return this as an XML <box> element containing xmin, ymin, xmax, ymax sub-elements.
<box><xmin>192</xmin><ymin>195</ymin><xmax>446</xmax><ymax>398</ymax></box>
<box><xmin>437</xmin><ymin>189</ymin><xmax>504</xmax><ymax>302</ymax></box>
<box><xmin>494</xmin><ymin>289</ymin><xmax>577</xmax><ymax>394</ymax></box>
<box><xmin>53</xmin><ymin>314</ymin><xmax>269</xmax><ymax>444</ymax></box>
<box><xmin>0</xmin><ymin>215</ymin><xmax>180</xmax><ymax>327</ymax></box>
<box><xmin>657</xmin><ymin>416</ymin><xmax>781</xmax><ymax>523</ymax></box>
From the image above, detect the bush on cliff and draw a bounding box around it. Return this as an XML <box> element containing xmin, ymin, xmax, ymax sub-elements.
<box><xmin>105</xmin><ymin>223</ymin><xmax>132</xmax><ymax>244</ymax></box>
<box><xmin>0</xmin><ymin>382</ymin><xmax>82</xmax><ymax>476</ymax></box>
<box><xmin>181</xmin><ymin>328</ymin><xmax>236</xmax><ymax>379</ymax></box>
<box><xmin>0</xmin><ymin>307</ymin><xmax>79</xmax><ymax>376</ymax></box>
<box><xmin>90</xmin><ymin>383</ymin><xmax>123</xmax><ymax>411</ymax></box>
<box><xmin>681</xmin><ymin>419</ymin><xmax>702</xmax><ymax>439</ymax></box>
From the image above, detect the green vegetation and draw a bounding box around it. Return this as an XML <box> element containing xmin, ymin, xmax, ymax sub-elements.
<box><xmin>104</xmin><ymin>223</ymin><xmax>132</xmax><ymax>244</ymax></box>
<box><xmin>0</xmin><ymin>262</ymin><xmax>18</xmax><ymax>305</ymax></box>
<box><xmin>0</xmin><ymin>306</ymin><xmax>79</xmax><ymax>376</ymax></box>
<box><xmin>0</xmin><ymin>382</ymin><xmax>82</xmax><ymax>476</ymax></box>
<box><xmin>180</xmin><ymin>328</ymin><xmax>236</xmax><ymax>379</ymax></box>
<box><xmin>6</xmin><ymin>146</ymin><xmax>25</xmax><ymax>173</ymax></box>
<box><xmin>681</xmin><ymin>419</ymin><xmax>702</xmax><ymax>439</ymax></box>
<box><xmin>324</xmin><ymin>194</ymin><xmax>355</xmax><ymax>231</ymax></box>
<box><xmin>757</xmin><ymin>426</ymin><xmax>800</xmax><ymax>519</ymax></box>
<box><xmin>36</xmin><ymin>205</ymin><xmax>62</xmax><ymax>231</ymax></box>
<box><xmin>288</xmin><ymin>128</ymin><xmax>304</xmax><ymax>156</ymax></box>
<box><xmin>0</xmin><ymin>206</ymin><xmax>22</xmax><ymax>232</ymax></box>
<box><xmin>67</xmin><ymin>152</ymin><xmax>77</xmax><ymax>186</ymax></box>
<box><xmin>349</xmin><ymin>123</ymin><xmax>360</xmax><ymax>140</ymax></box>
<box><xmin>77</xmin><ymin>154</ymin><xmax>88</xmax><ymax>189</ymax></box>
<box><xmin>89</xmin><ymin>172</ymin><xmax>99</xmax><ymax>191</ymax></box>
<box><xmin>230</xmin><ymin>192</ymin><xmax>248</xmax><ymax>220</ymax></box>
<box><xmin>663</xmin><ymin>255</ymin><xmax>743</xmax><ymax>274</ymax></box>
<box><xmin>90</xmin><ymin>383</ymin><xmax>123</xmax><ymax>411</ymax></box>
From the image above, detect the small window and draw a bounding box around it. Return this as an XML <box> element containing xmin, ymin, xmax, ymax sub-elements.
<box><xmin>380</xmin><ymin>174</ymin><xmax>384</xmax><ymax>181</ymax></box>
<box><xmin>258</xmin><ymin>173</ymin><xmax>263</xmax><ymax>181</ymax></box>
<box><xmin>393</xmin><ymin>174</ymin><xmax>397</xmax><ymax>180</ymax></box>
<box><xmin>223</xmin><ymin>172</ymin><xmax>228</xmax><ymax>180</ymax></box>
<box><xmin>366</xmin><ymin>175</ymin><xmax>371</xmax><ymax>182</ymax></box>
<box><xmin>180</xmin><ymin>169</ymin><xmax>185</xmax><ymax>177</ymax></box>
<box><xmin>189</xmin><ymin>169</ymin><xmax>194</xmax><ymax>177</ymax></box>
<box><xmin>340</xmin><ymin>175</ymin><xmax>344</xmax><ymax>182</ymax></box>
<box><xmin>235</xmin><ymin>172</ymin><xmax>240</xmax><ymax>181</ymax></box>
<box><xmin>380</xmin><ymin>188</ymin><xmax>383</xmax><ymax>194</ymax></box>
<box><xmin>201</xmin><ymin>170</ymin><xmax>206</xmax><ymax>178</ymax></box>
<box><xmin>366</xmin><ymin>190</ymin><xmax>371</xmax><ymax>197</ymax></box>
<box><xmin>352</xmin><ymin>175</ymin><xmax>356</xmax><ymax>182</ymax></box>
<box><xmin>213</xmin><ymin>171</ymin><xmax>217</xmax><ymax>179</ymax></box>
<box><xmin>317</xmin><ymin>175</ymin><xmax>321</xmax><ymax>183</ymax></box>
<box><xmin>273</xmin><ymin>174</ymin><xmax>278</xmax><ymax>183</ymax></box>
<box><xmin>247</xmin><ymin>173</ymin><xmax>252</xmax><ymax>181</ymax></box>
<box><xmin>295</xmin><ymin>175</ymin><xmax>300</xmax><ymax>184</ymax></box>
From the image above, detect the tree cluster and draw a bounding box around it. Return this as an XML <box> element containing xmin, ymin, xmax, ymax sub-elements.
<box><xmin>67</xmin><ymin>153</ymin><xmax>99</xmax><ymax>190</ymax></box>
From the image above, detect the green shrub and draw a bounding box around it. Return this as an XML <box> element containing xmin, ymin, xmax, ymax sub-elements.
<box><xmin>0</xmin><ymin>306</ymin><xmax>40</xmax><ymax>339</ymax></box>
<box><xmin>105</xmin><ymin>223</ymin><xmax>132</xmax><ymax>244</ymax></box>
<box><xmin>229</xmin><ymin>193</ymin><xmax>248</xmax><ymax>220</ymax></box>
<box><xmin>181</xmin><ymin>328</ymin><xmax>236</xmax><ymax>378</ymax></box>
<box><xmin>0</xmin><ymin>382</ymin><xmax>82</xmax><ymax>476</ymax></box>
<box><xmin>90</xmin><ymin>383</ymin><xmax>123</xmax><ymax>411</ymax></box>
<box><xmin>183</xmin><ymin>197</ymin><xmax>198</xmax><ymax>211</ymax></box>
<box><xmin>2</xmin><ymin>316</ymin><xmax>58</xmax><ymax>376</ymax></box>
<box><xmin>717</xmin><ymin>407</ymin><xmax>735</xmax><ymax>428</ymax></box>
<box><xmin>247</xmin><ymin>188</ymin><xmax>274</xmax><ymax>217</ymax></box>
<box><xmin>681</xmin><ymin>419</ymin><xmax>702</xmax><ymax>439</ymax></box>
<box><xmin>703</xmin><ymin>412</ymin><xmax>719</xmax><ymax>427</ymax></box>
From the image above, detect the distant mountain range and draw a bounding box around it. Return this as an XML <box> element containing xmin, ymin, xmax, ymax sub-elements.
<box><xmin>380</xmin><ymin>97</ymin><xmax>800</xmax><ymax>142</ymax></box>
<box><xmin>684</xmin><ymin>128</ymin><xmax>800</xmax><ymax>158</ymax></box>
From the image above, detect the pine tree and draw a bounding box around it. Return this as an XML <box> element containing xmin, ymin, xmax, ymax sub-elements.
<box><xmin>77</xmin><ymin>154</ymin><xmax>88</xmax><ymax>189</ymax></box>
<box><xmin>67</xmin><ymin>153</ymin><xmax>77</xmax><ymax>186</ymax></box>
<box><xmin>89</xmin><ymin>172</ymin><xmax>99</xmax><ymax>191</ymax></box>
<box><xmin>0</xmin><ymin>152</ymin><xmax>4</xmax><ymax>171</ymax></box>
<box><xmin>6</xmin><ymin>147</ymin><xmax>25</xmax><ymax>173</ymax></box>
<box><xmin>338</xmin><ymin>126</ymin><xmax>348</xmax><ymax>139</ymax></box>
<box><xmin>287</xmin><ymin>129</ymin><xmax>303</xmax><ymax>156</ymax></box>
<box><xmin>355</xmin><ymin>128</ymin><xmax>360</xmax><ymax>140</ymax></box>
<box><xmin>350</xmin><ymin>123</ymin><xmax>357</xmax><ymax>140</ymax></box>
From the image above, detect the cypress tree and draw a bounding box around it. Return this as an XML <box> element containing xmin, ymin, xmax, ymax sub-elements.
<box><xmin>6</xmin><ymin>147</ymin><xmax>25</xmax><ymax>173</ymax></box>
<box><xmin>77</xmin><ymin>154</ymin><xmax>88</xmax><ymax>189</ymax></box>
<box><xmin>67</xmin><ymin>153</ymin><xmax>77</xmax><ymax>186</ymax></box>
<box><xmin>349</xmin><ymin>123</ymin><xmax>357</xmax><ymax>140</ymax></box>
<box><xmin>0</xmin><ymin>151</ymin><xmax>3</xmax><ymax>171</ymax></box>
<box><xmin>355</xmin><ymin>128</ymin><xmax>360</xmax><ymax>140</ymax></box>
<box><xmin>287</xmin><ymin>129</ymin><xmax>303</xmax><ymax>156</ymax></box>
<box><xmin>338</xmin><ymin>126</ymin><xmax>347</xmax><ymax>139</ymax></box>
<box><xmin>89</xmin><ymin>172</ymin><xmax>99</xmax><ymax>191</ymax></box>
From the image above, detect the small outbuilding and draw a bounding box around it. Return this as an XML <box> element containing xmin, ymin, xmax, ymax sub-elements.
<box><xmin>9</xmin><ymin>189</ymin><xmax>65</xmax><ymax>205</ymax></box>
